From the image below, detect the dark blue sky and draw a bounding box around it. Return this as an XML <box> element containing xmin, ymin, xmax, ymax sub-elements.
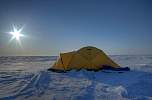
<box><xmin>0</xmin><ymin>0</ymin><xmax>152</xmax><ymax>56</ymax></box>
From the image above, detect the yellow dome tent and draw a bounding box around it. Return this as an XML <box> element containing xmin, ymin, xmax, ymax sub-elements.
<box><xmin>50</xmin><ymin>46</ymin><xmax>120</xmax><ymax>71</ymax></box>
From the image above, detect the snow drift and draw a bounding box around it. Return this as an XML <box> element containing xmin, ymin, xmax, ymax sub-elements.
<box><xmin>0</xmin><ymin>56</ymin><xmax>152</xmax><ymax>100</ymax></box>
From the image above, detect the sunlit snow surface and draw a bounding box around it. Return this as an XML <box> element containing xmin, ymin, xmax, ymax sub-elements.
<box><xmin>0</xmin><ymin>55</ymin><xmax>152</xmax><ymax>100</ymax></box>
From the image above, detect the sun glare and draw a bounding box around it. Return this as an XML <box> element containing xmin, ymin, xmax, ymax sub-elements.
<box><xmin>9</xmin><ymin>25</ymin><xmax>24</xmax><ymax>41</ymax></box>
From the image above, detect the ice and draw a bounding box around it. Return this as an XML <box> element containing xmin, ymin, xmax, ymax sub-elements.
<box><xmin>0</xmin><ymin>56</ymin><xmax>152</xmax><ymax>100</ymax></box>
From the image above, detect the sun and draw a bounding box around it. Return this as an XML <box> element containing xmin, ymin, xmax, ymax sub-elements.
<box><xmin>9</xmin><ymin>25</ymin><xmax>24</xmax><ymax>41</ymax></box>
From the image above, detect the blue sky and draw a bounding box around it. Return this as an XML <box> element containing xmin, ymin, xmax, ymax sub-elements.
<box><xmin>0</xmin><ymin>0</ymin><xmax>152</xmax><ymax>56</ymax></box>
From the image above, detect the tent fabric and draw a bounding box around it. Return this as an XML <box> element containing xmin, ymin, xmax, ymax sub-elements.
<box><xmin>51</xmin><ymin>46</ymin><xmax>120</xmax><ymax>71</ymax></box>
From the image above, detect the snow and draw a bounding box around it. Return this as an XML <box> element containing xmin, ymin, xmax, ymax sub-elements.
<box><xmin>0</xmin><ymin>55</ymin><xmax>152</xmax><ymax>100</ymax></box>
